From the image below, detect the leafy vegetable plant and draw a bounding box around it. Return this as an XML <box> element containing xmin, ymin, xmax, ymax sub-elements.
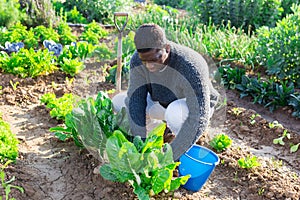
<box><xmin>238</xmin><ymin>156</ymin><xmax>260</xmax><ymax>169</ymax></box>
<box><xmin>0</xmin><ymin>114</ymin><xmax>18</xmax><ymax>163</ymax></box>
<box><xmin>59</xmin><ymin>57</ymin><xmax>85</xmax><ymax>77</ymax></box>
<box><xmin>49</xmin><ymin>92</ymin><xmax>129</xmax><ymax>160</ymax></box>
<box><xmin>209</xmin><ymin>133</ymin><xmax>232</xmax><ymax>152</ymax></box>
<box><xmin>40</xmin><ymin>93</ymin><xmax>77</xmax><ymax>121</ymax></box>
<box><xmin>100</xmin><ymin>124</ymin><xmax>190</xmax><ymax>200</ymax></box>
<box><xmin>1</xmin><ymin>48</ymin><xmax>58</xmax><ymax>78</ymax></box>
<box><xmin>58</xmin><ymin>41</ymin><xmax>96</xmax><ymax>62</ymax></box>
<box><xmin>80</xmin><ymin>21</ymin><xmax>108</xmax><ymax>44</ymax></box>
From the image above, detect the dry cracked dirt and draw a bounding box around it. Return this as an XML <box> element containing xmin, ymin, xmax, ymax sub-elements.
<box><xmin>0</xmin><ymin>59</ymin><xmax>300</xmax><ymax>200</ymax></box>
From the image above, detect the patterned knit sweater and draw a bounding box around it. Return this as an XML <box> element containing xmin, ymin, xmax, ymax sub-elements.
<box><xmin>125</xmin><ymin>41</ymin><xmax>219</xmax><ymax>160</ymax></box>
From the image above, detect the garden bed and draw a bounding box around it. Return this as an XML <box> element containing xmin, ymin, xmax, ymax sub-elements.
<box><xmin>0</xmin><ymin>61</ymin><xmax>299</xmax><ymax>199</ymax></box>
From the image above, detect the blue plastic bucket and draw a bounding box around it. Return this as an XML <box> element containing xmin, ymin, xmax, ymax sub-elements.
<box><xmin>178</xmin><ymin>144</ymin><xmax>220</xmax><ymax>192</ymax></box>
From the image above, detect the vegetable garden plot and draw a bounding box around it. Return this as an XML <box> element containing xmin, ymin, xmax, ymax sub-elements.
<box><xmin>1</xmin><ymin>2</ymin><xmax>300</xmax><ymax>198</ymax></box>
<box><xmin>0</xmin><ymin>63</ymin><xmax>299</xmax><ymax>199</ymax></box>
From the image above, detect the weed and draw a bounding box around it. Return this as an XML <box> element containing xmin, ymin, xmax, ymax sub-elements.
<box><xmin>65</xmin><ymin>77</ymin><xmax>74</xmax><ymax>88</ymax></box>
<box><xmin>258</xmin><ymin>187</ymin><xmax>265</xmax><ymax>195</ymax></box>
<box><xmin>51</xmin><ymin>81</ymin><xmax>58</xmax><ymax>89</ymax></box>
<box><xmin>271</xmin><ymin>158</ymin><xmax>283</xmax><ymax>169</ymax></box>
<box><xmin>233</xmin><ymin>171</ymin><xmax>239</xmax><ymax>182</ymax></box>
<box><xmin>220</xmin><ymin>159</ymin><xmax>225</xmax><ymax>165</ymax></box>
<box><xmin>0</xmin><ymin>161</ymin><xmax>24</xmax><ymax>200</ymax></box>
<box><xmin>9</xmin><ymin>80</ymin><xmax>19</xmax><ymax>91</ymax></box>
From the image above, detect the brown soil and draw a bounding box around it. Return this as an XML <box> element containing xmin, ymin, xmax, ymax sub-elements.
<box><xmin>0</xmin><ymin>59</ymin><xmax>299</xmax><ymax>200</ymax></box>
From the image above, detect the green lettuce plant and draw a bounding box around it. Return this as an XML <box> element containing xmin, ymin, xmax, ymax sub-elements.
<box><xmin>100</xmin><ymin>124</ymin><xmax>190</xmax><ymax>200</ymax></box>
<box><xmin>1</xmin><ymin>48</ymin><xmax>58</xmax><ymax>78</ymax></box>
<box><xmin>209</xmin><ymin>133</ymin><xmax>232</xmax><ymax>152</ymax></box>
<box><xmin>238</xmin><ymin>155</ymin><xmax>260</xmax><ymax>169</ymax></box>
<box><xmin>0</xmin><ymin>114</ymin><xmax>18</xmax><ymax>163</ymax></box>
<box><xmin>49</xmin><ymin>92</ymin><xmax>129</xmax><ymax>159</ymax></box>
<box><xmin>0</xmin><ymin>22</ymin><xmax>38</xmax><ymax>49</ymax></box>
<box><xmin>80</xmin><ymin>21</ymin><xmax>108</xmax><ymax>44</ymax></box>
<box><xmin>65</xmin><ymin>6</ymin><xmax>87</xmax><ymax>24</ymax></box>
<box><xmin>40</xmin><ymin>93</ymin><xmax>77</xmax><ymax>121</ymax></box>
<box><xmin>58</xmin><ymin>41</ymin><xmax>96</xmax><ymax>61</ymax></box>
<box><xmin>33</xmin><ymin>25</ymin><xmax>60</xmax><ymax>43</ymax></box>
<box><xmin>56</xmin><ymin>21</ymin><xmax>77</xmax><ymax>45</ymax></box>
<box><xmin>59</xmin><ymin>57</ymin><xmax>85</xmax><ymax>76</ymax></box>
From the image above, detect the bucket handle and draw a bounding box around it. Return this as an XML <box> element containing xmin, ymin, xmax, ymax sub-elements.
<box><xmin>183</xmin><ymin>153</ymin><xmax>218</xmax><ymax>166</ymax></box>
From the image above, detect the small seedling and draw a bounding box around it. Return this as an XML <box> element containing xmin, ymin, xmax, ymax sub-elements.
<box><xmin>65</xmin><ymin>77</ymin><xmax>74</xmax><ymax>87</ymax></box>
<box><xmin>271</xmin><ymin>158</ymin><xmax>283</xmax><ymax>169</ymax></box>
<box><xmin>231</xmin><ymin>107</ymin><xmax>243</xmax><ymax>116</ymax></box>
<box><xmin>51</xmin><ymin>81</ymin><xmax>58</xmax><ymax>89</ymax></box>
<box><xmin>250</xmin><ymin>113</ymin><xmax>260</xmax><ymax>125</ymax></box>
<box><xmin>238</xmin><ymin>155</ymin><xmax>260</xmax><ymax>169</ymax></box>
<box><xmin>273</xmin><ymin>129</ymin><xmax>290</xmax><ymax>146</ymax></box>
<box><xmin>268</xmin><ymin>120</ymin><xmax>283</xmax><ymax>129</ymax></box>
<box><xmin>209</xmin><ymin>133</ymin><xmax>232</xmax><ymax>152</ymax></box>
<box><xmin>9</xmin><ymin>80</ymin><xmax>19</xmax><ymax>91</ymax></box>
<box><xmin>290</xmin><ymin>143</ymin><xmax>300</xmax><ymax>153</ymax></box>
<box><xmin>258</xmin><ymin>187</ymin><xmax>265</xmax><ymax>195</ymax></box>
<box><xmin>233</xmin><ymin>171</ymin><xmax>239</xmax><ymax>182</ymax></box>
<box><xmin>292</xmin><ymin>172</ymin><xmax>298</xmax><ymax>180</ymax></box>
<box><xmin>84</xmin><ymin>75</ymin><xmax>91</xmax><ymax>85</ymax></box>
<box><xmin>0</xmin><ymin>85</ymin><xmax>2</xmax><ymax>95</ymax></box>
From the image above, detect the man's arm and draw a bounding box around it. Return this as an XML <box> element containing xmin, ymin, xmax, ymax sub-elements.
<box><xmin>125</xmin><ymin>52</ymin><xmax>148</xmax><ymax>138</ymax></box>
<box><xmin>170</xmin><ymin>56</ymin><xmax>211</xmax><ymax>161</ymax></box>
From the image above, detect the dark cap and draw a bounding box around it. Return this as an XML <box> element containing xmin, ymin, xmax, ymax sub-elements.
<box><xmin>134</xmin><ymin>24</ymin><xmax>167</xmax><ymax>50</ymax></box>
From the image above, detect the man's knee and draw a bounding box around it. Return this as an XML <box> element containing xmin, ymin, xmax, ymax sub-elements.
<box><xmin>111</xmin><ymin>91</ymin><xmax>127</xmax><ymax>112</ymax></box>
<box><xmin>164</xmin><ymin>99</ymin><xmax>189</xmax><ymax>135</ymax></box>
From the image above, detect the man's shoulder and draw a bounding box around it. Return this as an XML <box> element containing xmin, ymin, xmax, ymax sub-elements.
<box><xmin>130</xmin><ymin>51</ymin><xmax>142</xmax><ymax>68</ymax></box>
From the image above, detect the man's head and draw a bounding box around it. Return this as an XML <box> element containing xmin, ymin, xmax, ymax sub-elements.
<box><xmin>134</xmin><ymin>24</ymin><xmax>170</xmax><ymax>72</ymax></box>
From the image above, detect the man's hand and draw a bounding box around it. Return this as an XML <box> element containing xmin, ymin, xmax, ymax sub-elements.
<box><xmin>163</xmin><ymin>127</ymin><xmax>175</xmax><ymax>143</ymax></box>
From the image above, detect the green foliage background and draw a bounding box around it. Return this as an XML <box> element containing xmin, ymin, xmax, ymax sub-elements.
<box><xmin>256</xmin><ymin>4</ymin><xmax>300</xmax><ymax>87</ymax></box>
<box><xmin>186</xmin><ymin>0</ymin><xmax>283</xmax><ymax>33</ymax></box>
<box><xmin>0</xmin><ymin>0</ymin><xmax>24</xmax><ymax>28</ymax></box>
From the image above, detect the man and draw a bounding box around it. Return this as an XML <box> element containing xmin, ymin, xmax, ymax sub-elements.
<box><xmin>112</xmin><ymin>24</ymin><xmax>219</xmax><ymax>161</ymax></box>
